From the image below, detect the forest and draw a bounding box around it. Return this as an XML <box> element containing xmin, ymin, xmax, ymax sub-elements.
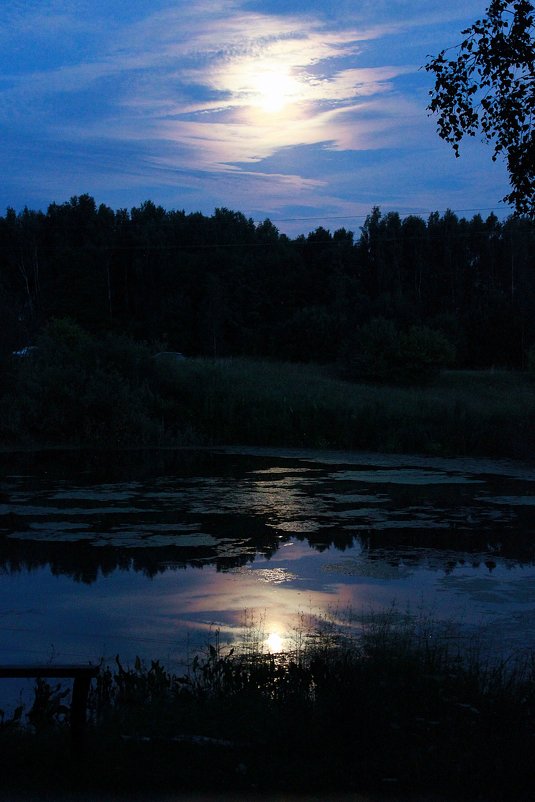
<box><xmin>0</xmin><ymin>195</ymin><xmax>534</xmax><ymax>454</ymax></box>
<box><xmin>1</xmin><ymin>194</ymin><xmax>534</xmax><ymax>368</ymax></box>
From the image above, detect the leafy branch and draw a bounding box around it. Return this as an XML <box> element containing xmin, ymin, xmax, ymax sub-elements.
<box><xmin>425</xmin><ymin>1</ymin><xmax>535</xmax><ymax>215</ymax></box>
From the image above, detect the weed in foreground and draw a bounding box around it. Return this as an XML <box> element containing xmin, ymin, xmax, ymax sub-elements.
<box><xmin>1</xmin><ymin>610</ymin><xmax>535</xmax><ymax>798</ymax></box>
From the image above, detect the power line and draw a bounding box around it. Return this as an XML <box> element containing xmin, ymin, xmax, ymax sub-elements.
<box><xmin>1</xmin><ymin>204</ymin><xmax>522</xmax><ymax>231</ymax></box>
<box><xmin>0</xmin><ymin>225</ymin><xmax>532</xmax><ymax>254</ymax></box>
<box><xmin>0</xmin><ymin>205</ymin><xmax>532</xmax><ymax>254</ymax></box>
<box><xmin>264</xmin><ymin>206</ymin><xmax>511</xmax><ymax>224</ymax></box>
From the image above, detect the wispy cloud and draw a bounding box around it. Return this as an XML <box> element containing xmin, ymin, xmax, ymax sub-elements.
<box><xmin>0</xmin><ymin>0</ymin><xmax>511</xmax><ymax>222</ymax></box>
<box><xmin>6</xmin><ymin>4</ymin><xmax>412</xmax><ymax>167</ymax></box>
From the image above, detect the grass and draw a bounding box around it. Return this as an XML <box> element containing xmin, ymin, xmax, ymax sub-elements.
<box><xmin>2</xmin><ymin>611</ymin><xmax>535</xmax><ymax>799</ymax></box>
<box><xmin>154</xmin><ymin>358</ymin><xmax>535</xmax><ymax>459</ymax></box>
<box><xmin>2</xmin><ymin>349</ymin><xmax>534</xmax><ymax>459</ymax></box>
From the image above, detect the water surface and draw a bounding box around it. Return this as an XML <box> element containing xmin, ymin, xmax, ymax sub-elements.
<box><xmin>1</xmin><ymin>447</ymin><xmax>535</xmax><ymax>683</ymax></box>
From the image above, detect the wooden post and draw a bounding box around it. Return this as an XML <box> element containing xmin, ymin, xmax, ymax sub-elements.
<box><xmin>70</xmin><ymin>673</ymin><xmax>93</xmax><ymax>754</ymax></box>
<box><xmin>0</xmin><ymin>664</ymin><xmax>99</xmax><ymax>755</ymax></box>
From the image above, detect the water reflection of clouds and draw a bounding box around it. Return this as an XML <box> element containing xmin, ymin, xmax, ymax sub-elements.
<box><xmin>319</xmin><ymin>492</ymin><xmax>390</xmax><ymax>504</ymax></box>
<box><xmin>247</xmin><ymin>567</ymin><xmax>299</xmax><ymax>584</ymax></box>
<box><xmin>3</xmin><ymin>450</ymin><xmax>535</xmax><ymax>672</ymax></box>
<box><xmin>51</xmin><ymin>486</ymin><xmax>140</xmax><ymax>501</ymax></box>
<box><xmin>4</xmin><ymin>541</ymin><xmax>535</xmax><ymax>671</ymax></box>
<box><xmin>153</xmin><ymin>561</ymin><xmax>345</xmax><ymax>651</ymax></box>
<box><xmin>187</xmin><ymin>483</ymin><xmax>310</xmax><ymax>517</ymax></box>
<box><xmin>95</xmin><ymin>559</ymin><xmax>535</xmax><ymax>660</ymax></box>
<box><xmin>324</xmin><ymin>558</ymin><xmax>412</xmax><ymax>580</ymax></box>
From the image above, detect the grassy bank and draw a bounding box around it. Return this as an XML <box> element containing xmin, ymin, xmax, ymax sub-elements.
<box><xmin>155</xmin><ymin>358</ymin><xmax>535</xmax><ymax>459</ymax></box>
<box><xmin>1</xmin><ymin>323</ymin><xmax>534</xmax><ymax>459</ymax></box>
<box><xmin>2</xmin><ymin>614</ymin><xmax>535</xmax><ymax>799</ymax></box>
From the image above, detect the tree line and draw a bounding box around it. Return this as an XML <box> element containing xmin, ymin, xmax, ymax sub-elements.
<box><xmin>0</xmin><ymin>194</ymin><xmax>534</xmax><ymax>370</ymax></box>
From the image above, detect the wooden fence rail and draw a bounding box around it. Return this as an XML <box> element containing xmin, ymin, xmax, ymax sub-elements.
<box><xmin>0</xmin><ymin>664</ymin><xmax>99</xmax><ymax>752</ymax></box>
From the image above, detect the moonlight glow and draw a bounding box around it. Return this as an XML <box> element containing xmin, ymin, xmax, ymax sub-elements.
<box><xmin>250</xmin><ymin>68</ymin><xmax>300</xmax><ymax>113</ymax></box>
<box><xmin>266</xmin><ymin>632</ymin><xmax>283</xmax><ymax>652</ymax></box>
<box><xmin>0</xmin><ymin>1</ymin><xmax>513</xmax><ymax>232</ymax></box>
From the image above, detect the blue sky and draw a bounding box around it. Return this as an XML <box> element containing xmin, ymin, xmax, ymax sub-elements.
<box><xmin>0</xmin><ymin>0</ymin><xmax>511</xmax><ymax>235</ymax></box>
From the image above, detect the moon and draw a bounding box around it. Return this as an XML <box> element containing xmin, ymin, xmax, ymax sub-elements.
<box><xmin>249</xmin><ymin>67</ymin><xmax>300</xmax><ymax>114</ymax></box>
<box><xmin>266</xmin><ymin>632</ymin><xmax>283</xmax><ymax>652</ymax></box>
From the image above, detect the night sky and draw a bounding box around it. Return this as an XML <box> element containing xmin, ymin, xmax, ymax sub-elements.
<box><xmin>1</xmin><ymin>0</ymin><xmax>511</xmax><ymax>234</ymax></box>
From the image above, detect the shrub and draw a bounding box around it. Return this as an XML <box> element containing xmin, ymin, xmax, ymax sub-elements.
<box><xmin>37</xmin><ymin>316</ymin><xmax>95</xmax><ymax>367</ymax></box>
<box><xmin>528</xmin><ymin>343</ymin><xmax>535</xmax><ymax>378</ymax></box>
<box><xmin>2</xmin><ymin>319</ymin><xmax>160</xmax><ymax>444</ymax></box>
<box><xmin>343</xmin><ymin>317</ymin><xmax>455</xmax><ymax>384</ymax></box>
<box><xmin>399</xmin><ymin>325</ymin><xmax>456</xmax><ymax>382</ymax></box>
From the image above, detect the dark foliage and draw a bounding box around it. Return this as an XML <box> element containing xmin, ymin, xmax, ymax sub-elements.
<box><xmin>2</xmin><ymin>626</ymin><xmax>535</xmax><ymax>798</ymax></box>
<box><xmin>425</xmin><ymin>1</ymin><xmax>535</xmax><ymax>215</ymax></box>
<box><xmin>1</xmin><ymin>196</ymin><xmax>533</xmax><ymax>375</ymax></box>
<box><xmin>342</xmin><ymin>317</ymin><xmax>455</xmax><ymax>384</ymax></box>
<box><xmin>0</xmin><ymin>318</ymin><xmax>162</xmax><ymax>446</ymax></box>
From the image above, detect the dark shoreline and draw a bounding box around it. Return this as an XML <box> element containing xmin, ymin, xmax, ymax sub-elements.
<box><xmin>2</xmin><ymin>355</ymin><xmax>534</xmax><ymax>462</ymax></box>
<box><xmin>2</xmin><ymin>620</ymin><xmax>535</xmax><ymax>801</ymax></box>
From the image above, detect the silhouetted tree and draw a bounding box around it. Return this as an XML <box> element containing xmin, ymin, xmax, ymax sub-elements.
<box><xmin>425</xmin><ymin>0</ymin><xmax>535</xmax><ymax>215</ymax></box>
<box><xmin>1</xmin><ymin>196</ymin><xmax>533</xmax><ymax>369</ymax></box>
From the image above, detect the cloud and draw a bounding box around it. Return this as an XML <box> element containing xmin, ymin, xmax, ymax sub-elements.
<box><xmin>0</xmin><ymin>1</ymin><xmax>511</xmax><ymax>222</ymax></box>
<box><xmin>5</xmin><ymin>3</ymin><xmax>414</xmax><ymax>173</ymax></box>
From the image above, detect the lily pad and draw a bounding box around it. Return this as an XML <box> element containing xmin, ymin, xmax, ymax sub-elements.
<box><xmin>0</xmin><ymin>504</ymin><xmax>154</xmax><ymax>516</ymax></box>
<box><xmin>251</xmin><ymin>467</ymin><xmax>319</xmax><ymax>475</ymax></box>
<box><xmin>51</xmin><ymin>490</ymin><xmax>136</xmax><ymax>501</ymax></box>
<box><xmin>30</xmin><ymin>522</ymin><xmax>91</xmax><ymax>531</ymax></box>
<box><xmin>320</xmin><ymin>493</ymin><xmax>390</xmax><ymax>504</ymax></box>
<box><xmin>268</xmin><ymin>520</ymin><xmax>322</xmax><ymax>533</ymax></box>
<box><xmin>8</xmin><ymin>530</ymin><xmax>94</xmax><ymax>543</ymax></box>
<box><xmin>478</xmin><ymin>496</ymin><xmax>535</xmax><ymax>506</ymax></box>
<box><xmin>91</xmin><ymin>532</ymin><xmax>219</xmax><ymax>549</ymax></box>
<box><xmin>328</xmin><ymin>469</ymin><xmax>484</xmax><ymax>485</ymax></box>
<box><xmin>324</xmin><ymin>558</ymin><xmax>412</xmax><ymax>580</ymax></box>
<box><xmin>333</xmin><ymin>508</ymin><xmax>390</xmax><ymax>520</ymax></box>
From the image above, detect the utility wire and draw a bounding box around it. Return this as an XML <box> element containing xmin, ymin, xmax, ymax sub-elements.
<box><xmin>0</xmin><ymin>224</ymin><xmax>532</xmax><ymax>253</ymax></box>
<box><xmin>264</xmin><ymin>206</ymin><xmax>511</xmax><ymax>223</ymax></box>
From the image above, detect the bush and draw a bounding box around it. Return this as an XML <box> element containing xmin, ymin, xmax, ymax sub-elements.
<box><xmin>400</xmin><ymin>324</ymin><xmax>456</xmax><ymax>382</ymax></box>
<box><xmin>528</xmin><ymin>343</ymin><xmax>535</xmax><ymax>378</ymax></box>
<box><xmin>343</xmin><ymin>317</ymin><xmax>455</xmax><ymax>384</ymax></box>
<box><xmin>1</xmin><ymin>318</ymin><xmax>160</xmax><ymax>445</ymax></box>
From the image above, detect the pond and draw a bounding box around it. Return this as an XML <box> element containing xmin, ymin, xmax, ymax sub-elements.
<box><xmin>1</xmin><ymin>446</ymin><xmax>535</xmax><ymax>695</ymax></box>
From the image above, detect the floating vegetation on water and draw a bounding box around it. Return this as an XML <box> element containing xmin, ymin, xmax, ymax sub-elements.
<box><xmin>268</xmin><ymin>520</ymin><xmax>324</xmax><ymax>533</ymax></box>
<box><xmin>0</xmin><ymin>504</ymin><xmax>154</xmax><ymax>516</ymax></box>
<box><xmin>319</xmin><ymin>491</ymin><xmax>390</xmax><ymax>503</ymax></box>
<box><xmin>324</xmin><ymin>558</ymin><xmax>413</xmax><ymax>580</ymax></box>
<box><xmin>250</xmin><ymin>467</ymin><xmax>321</xmax><ymax>475</ymax></box>
<box><xmin>328</xmin><ymin>468</ymin><xmax>485</xmax><ymax>484</ymax></box>
<box><xmin>50</xmin><ymin>489</ymin><xmax>138</xmax><ymax>501</ymax></box>
<box><xmin>479</xmin><ymin>495</ymin><xmax>535</xmax><ymax>506</ymax></box>
<box><xmin>91</xmin><ymin>531</ymin><xmax>219</xmax><ymax>549</ymax></box>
